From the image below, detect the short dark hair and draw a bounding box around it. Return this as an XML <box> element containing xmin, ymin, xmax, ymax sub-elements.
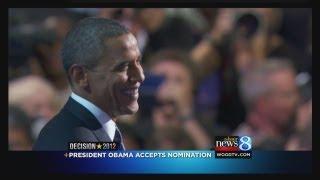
<box><xmin>61</xmin><ymin>17</ymin><xmax>129</xmax><ymax>80</ymax></box>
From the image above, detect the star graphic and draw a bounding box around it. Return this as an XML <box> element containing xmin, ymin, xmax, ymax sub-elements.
<box><xmin>97</xmin><ymin>143</ymin><xmax>102</xmax><ymax>149</ymax></box>
<box><xmin>64</xmin><ymin>153</ymin><xmax>68</xmax><ymax>157</ymax></box>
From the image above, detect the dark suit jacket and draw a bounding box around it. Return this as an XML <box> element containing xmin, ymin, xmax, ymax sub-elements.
<box><xmin>33</xmin><ymin>97</ymin><xmax>123</xmax><ymax>151</ymax></box>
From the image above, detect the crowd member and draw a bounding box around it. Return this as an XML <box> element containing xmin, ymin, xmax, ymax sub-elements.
<box><xmin>234</xmin><ymin>59</ymin><xmax>300</xmax><ymax>149</ymax></box>
<box><xmin>9</xmin><ymin>75</ymin><xmax>64</xmax><ymax>140</ymax></box>
<box><xmin>140</xmin><ymin>49</ymin><xmax>211</xmax><ymax>149</ymax></box>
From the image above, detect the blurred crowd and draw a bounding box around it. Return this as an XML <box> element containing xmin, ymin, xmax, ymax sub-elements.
<box><xmin>9</xmin><ymin>8</ymin><xmax>312</xmax><ymax>151</ymax></box>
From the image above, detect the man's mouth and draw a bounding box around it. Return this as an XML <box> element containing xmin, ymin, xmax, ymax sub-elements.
<box><xmin>121</xmin><ymin>87</ymin><xmax>139</xmax><ymax>99</ymax></box>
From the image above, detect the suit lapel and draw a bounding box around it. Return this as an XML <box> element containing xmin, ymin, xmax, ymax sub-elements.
<box><xmin>92</xmin><ymin>128</ymin><xmax>112</xmax><ymax>142</ymax></box>
<box><xmin>64</xmin><ymin>97</ymin><xmax>112</xmax><ymax>142</ymax></box>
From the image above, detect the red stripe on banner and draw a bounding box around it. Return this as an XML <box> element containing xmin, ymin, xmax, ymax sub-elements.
<box><xmin>215</xmin><ymin>146</ymin><xmax>239</xmax><ymax>152</ymax></box>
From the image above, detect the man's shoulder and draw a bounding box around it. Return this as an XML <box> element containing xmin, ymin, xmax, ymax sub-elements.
<box><xmin>38</xmin><ymin>97</ymin><xmax>95</xmax><ymax>133</ymax></box>
<box><xmin>32</xmin><ymin>107</ymin><xmax>96</xmax><ymax>151</ymax></box>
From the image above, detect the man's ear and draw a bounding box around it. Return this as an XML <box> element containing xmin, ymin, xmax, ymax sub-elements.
<box><xmin>69</xmin><ymin>64</ymin><xmax>88</xmax><ymax>88</ymax></box>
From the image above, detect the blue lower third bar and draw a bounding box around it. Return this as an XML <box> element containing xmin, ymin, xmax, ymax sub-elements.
<box><xmin>37</xmin><ymin>151</ymin><xmax>311</xmax><ymax>174</ymax></box>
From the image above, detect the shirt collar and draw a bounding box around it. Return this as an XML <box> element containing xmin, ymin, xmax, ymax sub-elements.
<box><xmin>70</xmin><ymin>92</ymin><xmax>116</xmax><ymax>140</ymax></box>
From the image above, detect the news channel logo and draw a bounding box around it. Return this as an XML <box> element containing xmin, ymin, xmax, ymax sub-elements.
<box><xmin>214</xmin><ymin>136</ymin><xmax>252</xmax><ymax>159</ymax></box>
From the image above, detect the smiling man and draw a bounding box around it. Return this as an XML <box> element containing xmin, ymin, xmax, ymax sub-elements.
<box><xmin>33</xmin><ymin>18</ymin><xmax>145</xmax><ymax>151</ymax></box>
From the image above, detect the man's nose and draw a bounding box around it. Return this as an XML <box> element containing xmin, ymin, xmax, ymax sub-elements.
<box><xmin>130</xmin><ymin>65</ymin><xmax>145</xmax><ymax>83</ymax></box>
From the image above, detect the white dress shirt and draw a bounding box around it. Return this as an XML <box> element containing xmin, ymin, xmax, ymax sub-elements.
<box><xmin>70</xmin><ymin>92</ymin><xmax>116</xmax><ymax>141</ymax></box>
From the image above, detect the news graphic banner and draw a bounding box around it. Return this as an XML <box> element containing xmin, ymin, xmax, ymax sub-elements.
<box><xmin>35</xmin><ymin>150</ymin><xmax>311</xmax><ymax>173</ymax></box>
<box><xmin>214</xmin><ymin>136</ymin><xmax>252</xmax><ymax>158</ymax></box>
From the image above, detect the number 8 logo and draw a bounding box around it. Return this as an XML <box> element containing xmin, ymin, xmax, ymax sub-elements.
<box><xmin>239</xmin><ymin>136</ymin><xmax>252</xmax><ymax>151</ymax></box>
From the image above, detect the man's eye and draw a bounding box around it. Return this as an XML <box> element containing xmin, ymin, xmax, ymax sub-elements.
<box><xmin>115</xmin><ymin>62</ymin><xmax>129</xmax><ymax>71</ymax></box>
<box><xmin>119</xmin><ymin>65</ymin><xmax>129</xmax><ymax>71</ymax></box>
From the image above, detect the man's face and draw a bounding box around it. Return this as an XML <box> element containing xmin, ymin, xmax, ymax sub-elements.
<box><xmin>21</xmin><ymin>92</ymin><xmax>55</xmax><ymax>120</ymax></box>
<box><xmin>263</xmin><ymin>70</ymin><xmax>299</xmax><ymax>127</ymax></box>
<box><xmin>150</xmin><ymin>60</ymin><xmax>193</xmax><ymax>126</ymax></box>
<box><xmin>152</xmin><ymin>60</ymin><xmax>193</xmax><ymax>103</ymax></box>
<box><xmin>87</xmin><ymin>33</ymin><xmax>145</xmax><ymax>117</ymax></box>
